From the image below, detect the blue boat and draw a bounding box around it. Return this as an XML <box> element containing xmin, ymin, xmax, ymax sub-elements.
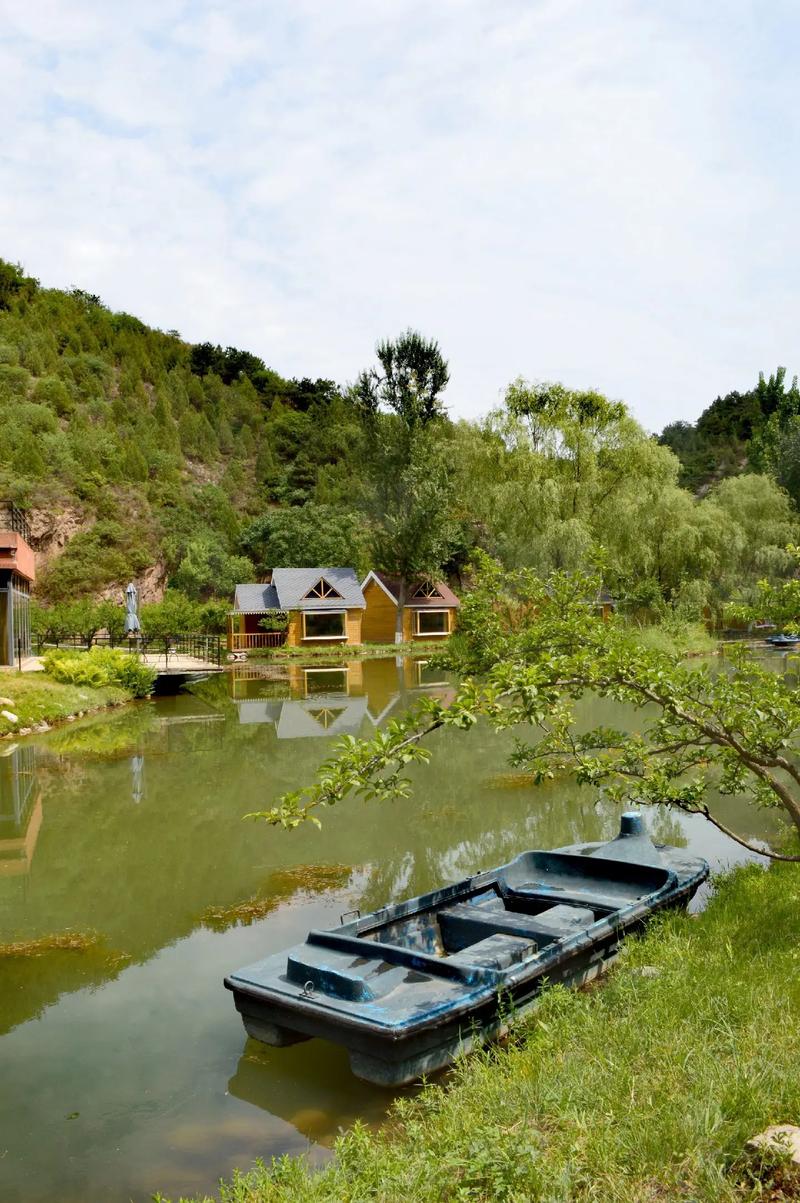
<box><xmin>225</xmin><ymin>813</ymin><xmax>709</xmax><ymax>1086</ymax></box>
<box><xmin>766</xmin><ymin>633</ymin><xmax>800</xmax><ymax>647</ymax></box>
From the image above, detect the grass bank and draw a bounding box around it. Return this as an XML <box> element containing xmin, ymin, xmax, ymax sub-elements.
<box><xmin>0</xmin><ymin>673</ymin><xmax>130</xmax><ymax>737</ymax></box>
<box><xmin>246</xmin><ymin>641</ymin><xmax>436</xmax><ymax>662</ymax></box>
<box><xmin>629</xmin><ymin>620</ymin><xmax>719</xmax><ymax>658</ymax></box>
<box><xmin>162</xmin><ymin>860</ymin><xmax>800</xmax><ymax>1203</ymax></box>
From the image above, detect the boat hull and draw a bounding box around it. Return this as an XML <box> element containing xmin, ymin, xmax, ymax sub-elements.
<box><xmin>232</xmin><ymin>930</ymin><xmax>621</xmax><ymax>1085</ymax></box>
<box><xmin>226</xmin><ymin>820</ymin><xmax>708</xmax><ymax>1086</ymax></box>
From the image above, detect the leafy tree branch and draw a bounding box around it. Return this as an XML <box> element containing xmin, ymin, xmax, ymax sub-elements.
<box><xmin>250</xmin><ymin>559</ymin><xmax>800</xmax><ymax>860</ymax></box>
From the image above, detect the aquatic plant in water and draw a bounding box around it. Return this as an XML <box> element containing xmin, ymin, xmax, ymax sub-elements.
<box><xmin>201</xmin><ymin>864</ymin><xmax>353</xmax><ymax>931</ymax></box>
<box><xmin>0</xmin><ymin>930</ymin><xmax>99</xmax><ymax>957</ymax></box>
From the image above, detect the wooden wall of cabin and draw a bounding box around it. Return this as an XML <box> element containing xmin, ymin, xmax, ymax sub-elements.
<box><xmin>286</xmin><ymin>608</ymin><xmax>363</xmax><ymax>647</ymax></box>
<box><xmin>362</xmin><ymin>579</ymin><xmax>397</xmax><ymax>643</ymax></box>
<box><xmin>403</xmin><ymin>607</ymin><xmax>454</xmax><ymax>641</ymax></box>
<box><xmin>346</xmin><ymin>609</ymin><xmax>362</xmax><ymax>644</ymax></box>
<box><xmin>226</xmin><ymin>612</ymin><xmax>247</xmax><ymax>650</ymax></box>
<box><xmin>286</xmin><ymin>611</ymin><xmax>302</xmax><ymax>647</ymax></box>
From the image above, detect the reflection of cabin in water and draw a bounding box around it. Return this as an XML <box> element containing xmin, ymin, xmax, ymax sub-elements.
<box><xmin>229</xmin><ymin>656</ymin><xmax>450</xmax><ymax>734</ymax></box>
<box><xmin>0</xmin><ymin>503</ymin><xmax>35</xmax><ymax>665</ymax></box>
<box><xmin>361</xmin><ymin>573</ymin><xmax>460</xmax><ymax>643</ymax></box>
<box><xmin>0</xmin><ymin>743</ymin><xmax>42</xmax><ymax>875</ymax></box>
<box><xmin>228</xmin><ymin>568</ymin><xmax>366</xmax><ymax>652</ymax></box>
<box><xmin>232</xmin><ymin>660</ymin><xmax>373</xmax><ymax>736</ymax></box>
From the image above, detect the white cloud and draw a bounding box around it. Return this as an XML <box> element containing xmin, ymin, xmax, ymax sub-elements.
<box><xmin>1</xmin><ymin>0</ymin><xmax>796</xmax><ymax>429</ymax></box>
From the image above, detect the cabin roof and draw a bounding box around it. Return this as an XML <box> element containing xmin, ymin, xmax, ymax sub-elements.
<box><xmin>272</xmin><ymin>567</ymin><xmax>366</xmax><ymax>610</ymax></box>
<box><xmin>233</xmin><ymin>582</ymin><xmax>280</xmax><ymax>612</ymax></box>
<box><xmin>233</xmin><ymin>568</ymin><xmax>366</xmax><ymax>613</ymax></box>
<box><xmin>362</xmin><ymin>571</ymin><xmax>460</xmax><ymax>608</ymax></box>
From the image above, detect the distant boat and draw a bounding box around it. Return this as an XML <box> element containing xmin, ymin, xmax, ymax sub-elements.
<box><xmin>765</xmin><ymin>634</ymin><xmax>800</xmax><ymax>647</ymax></box>
<box><xmin>225</xmin><ymin>813</ymin><xmax>709</xmax><ymax>1085</ymax></box>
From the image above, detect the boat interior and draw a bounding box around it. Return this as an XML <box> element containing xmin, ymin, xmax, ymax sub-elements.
<box><xmin>281</xmin><ymin>851</ymin><xmax>675</xmax><ymax>1003</ymax></box>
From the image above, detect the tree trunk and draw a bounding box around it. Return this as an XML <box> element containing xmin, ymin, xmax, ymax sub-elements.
<box><xmin>395</xmin><ymin>577</ymin><xmax>406</xmax><ymax>644</ymax></box>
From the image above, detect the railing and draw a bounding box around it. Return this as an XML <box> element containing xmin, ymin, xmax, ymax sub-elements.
<box><xmin>229</xmin><ymin>631</ymin><xmax>287</xmax><ymax>650</ymax></box>
<box><xmin>0</xmin><ymin>503</ymin><xmax>32</xmax><ymax>545</ymax></box>
<box><xmin>34</xmin><ymin>632</ymin><xmax>222</xmax><ymax>668</ymax></box>
<box><xmin>230</xmin><ymin>663</ymin><xmax>280</xmax><ymax>680</ymax></box>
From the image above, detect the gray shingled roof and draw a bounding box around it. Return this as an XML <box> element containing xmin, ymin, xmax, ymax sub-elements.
<box><xmin>272</xmin><ymin>567</ymin><xmax>366</xmax><ymax>610</ymax></box>
<box><xmin>232</xmin><ymin>569</ymin><xmax>365</xmax><ymax>613</ymax></box>
<box><xmin>233</xmin><ymin>583</ymin><xmax>280</xmax><ymax>612</ymax></box>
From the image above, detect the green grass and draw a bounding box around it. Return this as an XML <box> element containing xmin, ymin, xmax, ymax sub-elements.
<box><xmin>630</xmin><ymin>620</ymin><xmax>719</xmax><ymax>658</ymax></box>
<box><xmin>0</xmin><ymin>673</ymin><xmax>130</xmax><ymax>736</ymax></box>
<box><xmin>159</xmin><ymin>859</ymin><xmax>800</xmax><ymax>1203</ymax></box>
<box><xmin>245</xmin><ymin>641</ymin><xmax>435</xmax><ymax>661</ymax></box>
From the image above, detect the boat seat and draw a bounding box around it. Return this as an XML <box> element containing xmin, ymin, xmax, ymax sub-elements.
<box><xmin>439</xmin><ymin>902</ymin><xmax>594</xmax><ymax>954</ymax></box>
<box><xmin>501</xmin><ymin>882</ymin><xmax>640</xmax><ymax>912</ymax></box>
<box><xmin>445</xmin><ymin>933</ymin><xmax>534</xmax><ymax>970</ymax></box>
<box><xmin>286</xmin><ymin>946</ymin><xmax>409</xmax><ymax>1002</ymax></box>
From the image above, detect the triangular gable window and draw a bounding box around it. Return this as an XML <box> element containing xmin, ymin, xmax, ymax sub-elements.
<box><xmin>303</xmin><ymin>577</ymin><xmax>343</xmax><ymax>600</ymax></box>
<box><xmin>307</xmin><ymin>706</ymin><xmax>347</xmax><ymax>730</ymax></box>
<box><xmin>412</xmin><ymin>581</ymin><xmax>443</xmax><ymax>599</ymax></box>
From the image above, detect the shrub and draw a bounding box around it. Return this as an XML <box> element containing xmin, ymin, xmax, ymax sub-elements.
<box><xmin>0</xmin><ymin>363</ymin><xmax>30</xmax><ymax>400</ymax></box>
<box><xmin>258</xmin><ymin>611</ymin><xmax>288</xmax><ymax>632</ymax></box>
<box><xmin>32</xmin><ymin>374</ymin><xmax>75</xmax><ymax>416</ymax></box>
<box><xmin>140</xmin><ymin>589</ymin><xmax>201</xmax><ymax>637</ymax></box>
<box><xmin>42</xmin><ymin>647</ymin><xmax>156</xmax><ymax>697</ymax></box>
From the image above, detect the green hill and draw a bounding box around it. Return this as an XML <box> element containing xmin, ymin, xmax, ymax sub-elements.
<box><xmin>659</xmin><ymin>366</ymin><xmax>800</xmax><ymax>497</ymax></box>
<box><xmin>0</xmin><ymin>258</ymin><xmax>365</xmax><ymax>602</ymax></box>
<box><xmin>3</xmin><ymin>256</ymin><xmax>799</xmax><ymax>627</ymax></box>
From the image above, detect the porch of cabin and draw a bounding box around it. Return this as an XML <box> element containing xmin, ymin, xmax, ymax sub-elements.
<box><xmin>228</xmin><ymin>607</ymin><xmax>363</xmax><ymax>651</ymax></box>
<box><xmin>227</xmin><ymin>611</ymin><xmax>288</xmax><ymax>652</ymax></box>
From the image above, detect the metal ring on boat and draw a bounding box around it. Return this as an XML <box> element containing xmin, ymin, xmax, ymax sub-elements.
<box><xmin>300</xmin><ymin>980</ymin><xmax>315</xmax><ymax>998</ymax></box>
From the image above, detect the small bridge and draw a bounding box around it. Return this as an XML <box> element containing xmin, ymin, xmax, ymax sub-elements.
<box><xmin>33</xmin><ymin>633</ymin><xmax>225</xmax><ymax>687</ymax></box>
<box><xmin>136</xmin><ymin>634</ymin><xmax>224</xmax><ymax>677</ymax></box>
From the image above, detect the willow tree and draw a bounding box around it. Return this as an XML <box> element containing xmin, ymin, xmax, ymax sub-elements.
<box><xmin>449</xmin><ymin>381</ymin><xmax>691</xmax><ymax>582</ymax></box>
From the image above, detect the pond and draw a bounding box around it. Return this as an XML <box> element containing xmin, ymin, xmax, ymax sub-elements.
<box><xmin>0</xmin><ymin>655</ymin><xmax>786</xmax><ymax>1202</ymax></box>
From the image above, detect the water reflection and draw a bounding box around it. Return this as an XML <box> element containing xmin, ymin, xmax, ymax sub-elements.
<box><xmin>0</xmin><ymin>655</ymin><xmax>789</xmax><ymax>1203</ymax></box>
<box><xmin>0</xmin><ymin>743</ymin><xmax>41</xmax><ymax>876</ymax></box>
<box><xmin>130</xmin><ymin>754</ymin><xmax>145</xmax><ymax>805</ymax></box>
<box><xmin>229</xmin><ymin>657</ymin><xmax>455</xmax><ymax>736</ymax></box>
<box><xmin>228</xmin><ymin>1037</ymin><xmax>400</xmax><ymax>1145</ymax></box>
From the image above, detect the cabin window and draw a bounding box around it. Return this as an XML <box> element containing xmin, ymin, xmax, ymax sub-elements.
<box><xmin>415</xmin><ymin>659</ymin><xmax>449</xmax><ymax>687</ymax></box>
<box><xmin>412</xmin><ymin>581</ymin><xmax>443</xmax><ymax>599</ymax></box>
<box><xmin>414</xmin><ymin>609</ymin><xmax>449</xmax><ymax>636</ymax></box>
<box><xmin>303</xmin><ymin>578</ymin><xmax>343</xmax><ymax>600</ymax></box>
<box><xmin>304</xmin><ymin>667</ymin><xmax>349</xmax><ymax>695</ymax></box>
<box><xmin>303</xmin><ymin>610</ymin><xmax>347</xmax><ymax>640</ymax></box>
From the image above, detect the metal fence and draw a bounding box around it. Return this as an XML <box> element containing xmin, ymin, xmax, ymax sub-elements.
<box><xmin>34</xmin><ymin>631</ymin><xmax>222</xmax><ymax>668</ymax></box>
<box><xmin>0</xmin><ymin>503</ymin><xmax>32</xmax><ymax>545</ymax></box>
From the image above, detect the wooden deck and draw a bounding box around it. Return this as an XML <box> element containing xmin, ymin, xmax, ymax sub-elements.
<box><xmin>140</xmin><ymin>653</ymin><xmax>224</xmax><ymax>676</ymax></box>
<box><xmin>2</xmin><ymin>652</ymin><xmax>223</xmax><ymax>679</ymax></box>
<box><xmin>0</xmin><ymin>656</ymin><xmax>45</xmax><ymax>673</ymax></box>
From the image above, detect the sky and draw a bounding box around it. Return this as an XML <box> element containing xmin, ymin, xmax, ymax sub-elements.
<box><xmin>2</xmin><ymin>0</ymin><xmax>799</xmax><ymax>431</ymax></box>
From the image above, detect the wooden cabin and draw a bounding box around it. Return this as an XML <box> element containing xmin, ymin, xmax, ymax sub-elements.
<box><xmin>228</xmin><ymin>568</ymin><xmax>366</xmax><ymax>652</ymax></box>
<box><xmin>594</xmin><ymin>587</ymin><xmax>617</xmax><ymax>621</ymax></box>
<box><xmin>360</xmin><ymin>572</ymin><xmax>460</xmax><ymax>643</ymax></box>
